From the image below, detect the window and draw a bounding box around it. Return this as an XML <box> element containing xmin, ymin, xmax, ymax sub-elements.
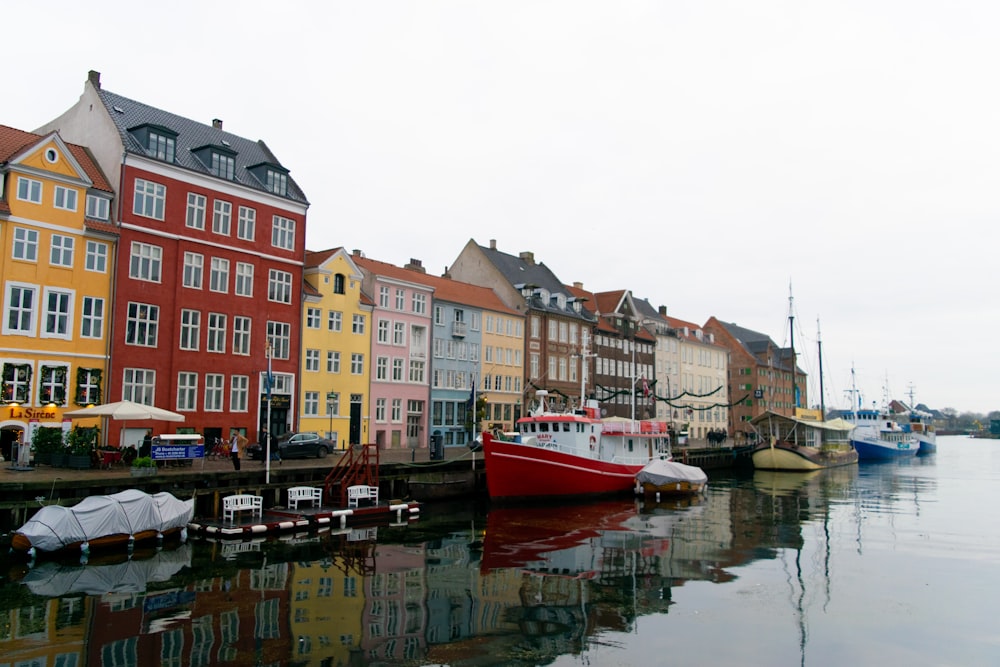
<box><xmin>43</xmin><ymin>288</ymin><xmax>72</xmax><ymax>338</ymax></box>
<box><xmin>207</xmin><ymin>313</ymin><xmax>226</xmax><ymax>353</ymax></box>
<box><xmin>17</xmin><ymin>177</ymin><xmax>42</xmax><ymax>203</ymax></box>
<box><xmin>4</xmin><ymin>284</ymin><xmax>36</xmax><ymax>334</ymax></box>
<box><xmin>393</xmin><ymin>322</ymin><xmax>405</xmax><ymax>346</ymax></box>
<box><xmin>411</xmin><ymin>292</ymin><xmax>427</xmax><ymax>314</ymax></box>
<box><xmin>122</xmin><ymin>368</ymin><xmax>156</xmax><ymax>404</ymax></box>
<box><xmin>177</xmin><ymin>372</ymin><xmax>197</xmax><ymax>411</ymax></box>
<box><xmin>204</xmin><ymin>374</ymin><xmax>224</xmax><ymax>411</ymax></box>
<box><xmin>351</xmin><ymin>353</ymin><xmax>364</xmax><ymax>375</ymax></box>
<box><xmin>376</xmin><ymin>357</ymin><xmax>388</xmax><ymax>381</ymax></box>
<box><xmin>238</xmin><ymin>206</ymin><xmax>256</xmax><ymax>240</ymax></box>
<box><xmin>85</xmin><ymin>241</ymin><xmax>108</xmax><ymax>272</ymax></box>
<box><xmin>183</xmin><ymin>252</ymin><xmax>203</xmax><ymax>289</ymax></box>
<box><xmin>212</xmin><ymin>200</ymin><xmax>232</xmax><ymax>234</ymax></box>
<box><xmin>233</xmin><ymin>316</ymin><xmax>251</xmax><ymax>355</ymax></box>
<box><xmin>327</xmin><ymin>392</ymin><xmax>340</xmax><ymax>415</ymax></box>
<box><xmin>409</xmin><ymin>360</ymin><xmax>425</xmax><ymax>383</ymax></box>
<box><xmin>268</xmin><ymin>269</ymin><xmax>292</xmax><ymax>303</ymax></box>
<box><xmin>333</xmin><ymin>273</ymin><xmax>345</xmax><ymax>294</ymax></box>
<box><xmin>304</xmin><ymin>391</ymin><xmax>319</xmax><ymax>416</ymax></box>
<box><xmin>267</xmin><ymin>321</ymin><xmax>291</xmax><ymax>359</ymax></box>
<box><xmin>12</xmin><ymin>228</ymin><xmax>38</xmax><ymax>261</ymax></box>
<box><xmin>327</xmin><ymin>351</ymin><xmax>340</xmax><ymax>373</ymax></box>
<box><xmin>231</xmin><ymin>375</ymin><xmax>249</xmax><ymax>412</ymax></box>
<box><xmin>375</xmin><ymin>398</ymin><xmax>386</xmax><ymax>422</ymax></box>
<box><xmin>129</xmin><ymin>242</ymin><xmax>162</xmax><ymax>282</ymax></box>
<box><xmin>76</xmin><ymin>368</ymin><xmax>102</xmax><ymax>405</ymax></box>
<box><xmin>212</xmin><ymin>153</ymin><xmax>235</xmax><ymax>180</ymax></box>
<box><xmin>53</xmin><ymin>186</ymin><xmax>78</xmax><ymax>211</ymax></box>
<box><xmin>305</xmin><ymin>349</ymin><xmax>320</xmax><ymax>372</ymax></box>
<box><xmin>149</xmin><ymin>131</ymin><xmax>175</xmax><ymax>161</ymax></box>
<box><xmin>307</xmin><ymin>307</ymin><xmax>321</xmax><ymax>329</ymax></box>
<box><xmin>81</xmin><ymin>297</ymin><xmax>104</xmax><ymax>338</ymax></box>
<box><xmin>379</xmin><ymin>286</ymin><xmax>390</xmax><ymax>308</ymax></box>
<box><xmin>377</xmin><ymin>319</ymin><xmax>389</xmax><ymax>343</ymax></box>
<box><xmin>391</xmin><ymin>398</ymin><xmax>402</xmax><ymax>422</ymax></box>
<box><xmin>395</xmin><ymin>289</ymin><xmax>405</xmax><ymax>310</ymax></box>
<box><xmin>50</xmin><ymin>235</ymin><xmax>74</xmax><ymax>267</ymax></box>
<box><xmin>179</xmin><ymin>309</ymin><xmax>201</xmax><ymax>350</ymax></box>
<box><xmin>352</xmin><ymin>314</ymin><xmax>366</xmax><ymax>335</ymax></box>
<box><xmin>328</xmin><ymin>311</ymin><xmax>342</xmax><ymax>332</ymax></box>
<box><xmin>38</xmin><ymin>365</ymin><xmax>68</xmax><ymax>406</ymax></box>
<box><xmin>210</xmin><ymin>257</ymin><xmax>230</xmax><ymax>293</ymax></box>
<box><xmin>186</xmin><ymin>193</ymin><xmax>206</xmax><ymax>229</ymax></box>
<box><xmin>235</xmin><ymin>262</ymin><xmax>254</xmax><ymax>296</ymax></box>
<box><xmin>2</xmin><ymin>362</ymin><xmax>32</xmax><ymax>403</ymax></box>
<box><xmin>133</xmin><ymin>178</ymin><xmax>165</xmax><ymax>220</ymax></box>
<box><xmin>272</xmin><ymin>215</ymin><xmax>295</xmax><ymax>250</ymax></box>
<box><xmin>267</xmin><ymin>169</ymin><xmax>288</xmax><ymax>195</ymax></box>
<box><xmin>392</xmin><ymin>358</ymin><xmax>404</xmax><ymax>382</ymax></box>
<box><xmin>125</xmin><ymin>302</ymin><xmax>159</xmax><ymax>347</ymax></box>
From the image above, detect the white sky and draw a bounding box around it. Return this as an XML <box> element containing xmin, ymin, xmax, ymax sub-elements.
<box><xmin>7</xmin><ymin>1</ymin><xmax>996</xmax><ymax>414</ymax></box>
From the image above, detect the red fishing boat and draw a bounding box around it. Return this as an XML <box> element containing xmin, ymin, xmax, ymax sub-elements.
<box><xmin>481</xmin><ymin>390</ymin><xmax>671</xmax><ymax>500</ymax></box>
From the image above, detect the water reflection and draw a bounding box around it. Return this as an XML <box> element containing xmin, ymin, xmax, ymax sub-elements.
<box><xmin>0</xmin><ymin>457</ymin><xmax>953</xmax><ymax>666</ymax></box>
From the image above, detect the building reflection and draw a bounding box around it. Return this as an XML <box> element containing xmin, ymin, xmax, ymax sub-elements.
<box><xmin>0</xmin><ymin>467</ymin><xmax>881</xmax><ymax>666</ymax></box>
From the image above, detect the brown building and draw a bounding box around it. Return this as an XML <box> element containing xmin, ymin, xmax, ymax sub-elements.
<box><xmin>702</xmin><ymin>317</ymin><xmax>805</xmax><ymax>441</ymax></box>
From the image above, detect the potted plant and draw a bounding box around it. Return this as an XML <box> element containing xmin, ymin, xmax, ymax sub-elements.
<box><xmin>66</xmin><ymin>425</ymin><xmax>99</xmax><ymax>469</ymax></box>
<box><xmin>130</xmin><ymin>455</ymin><xmax>157</xmax><ymax>477</ymax></box>
<box><xmin>31</xmin><ymin>427</ymin><xmax>64</xmax><ymax>466</ymax></box>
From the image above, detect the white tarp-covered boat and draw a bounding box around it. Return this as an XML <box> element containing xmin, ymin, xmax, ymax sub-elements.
<box><xmin>12</xmin><ymin>489</ymin><xmax>193</xmax><ymax>555</ymax></box>
<box><xmin>20</xmin><ymin>543</ymin><xmax>193</xmax><ymax>596</ymax></box>
<box><xmin>635</xmin><ymin>459</ymin><xmax>708</xmax><ymax>496</ymax></box>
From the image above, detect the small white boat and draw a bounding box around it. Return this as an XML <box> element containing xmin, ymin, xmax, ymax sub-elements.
<box><xmin>12</xmin><ymin>489</ymin><xmax>193</xmax><ymax>557</ymax></box>
<box><xmin>634</xmin><ymin>458</ymin><xmax>707</xmax><ymax>498</ymax></box>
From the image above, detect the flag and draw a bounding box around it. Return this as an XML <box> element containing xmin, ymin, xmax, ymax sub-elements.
<box><xmin>265</xmin><ymin>344</ymin><xmax>274</xmax><ymax>401</ymax></box>
<box><xmin>466</xmin><ymin>375</ymin><xmax>476</xmax><ymax>409</ymax></box>
<box><xmin>642</xmin><ymin>377</ymin><xmax>650</xmax><ymax>398</ymax></box>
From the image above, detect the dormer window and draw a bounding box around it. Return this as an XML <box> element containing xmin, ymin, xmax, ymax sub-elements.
<box><xmin>212</xmin><ymin>152</ymin><xmax>235</xmax><ymax>180</ymax></box>
<box><xmin>248</xmin><ymin>162</ymin><xmax>290</xmax><ymax>196</ymax></box>
<box><xmin>193</xmin><ymin>144</ymin><xmax>238</xmax><ymax>181</ymax></box>
<box><xmin>128</xmin><ymin>124</ymin><xmax>178</xmax><ymax>163</ymax></box>
<box><xmin>266</xmin><ymin>169</ymin><xmax>287</xmax><ymax>196</ymax></box>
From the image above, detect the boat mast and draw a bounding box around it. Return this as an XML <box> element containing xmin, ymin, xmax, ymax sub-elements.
<box><xmin>788</xmin><ymin>284</ymin><xmax>796</xmax><ymax>414</ymax></box>
<box><xmin>817</xmin><ymin>318</ymin><xmax>825</xmax><ymax>418</ymax></box>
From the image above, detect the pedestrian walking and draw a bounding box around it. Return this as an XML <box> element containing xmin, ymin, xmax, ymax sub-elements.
<box><xmin>230</xmin><ymin>432</ymin><xmax>242</xmax><ymax>470</ymax></box>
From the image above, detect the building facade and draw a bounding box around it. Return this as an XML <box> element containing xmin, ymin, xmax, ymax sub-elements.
<box><xmin>0</xmin><ymin>126</ymin><xmax>116</xmax><ymax>459</ymax></box>
<box><xmin>300</xmin><ymin>248</ymin><xmax>372</xmax><ymax>447</ymax></box>
<box><xmin>37</xmin><ymin>71</ymin><xmax>309</xmax><ymax>448</ymax></box>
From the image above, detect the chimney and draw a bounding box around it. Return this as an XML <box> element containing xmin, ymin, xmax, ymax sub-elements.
<box><xmin>212</xmin><ymin>119</ymin><xmax>224</xmax><ymax>130</ymax></box>
<box><xmin>88</xmin><ymin>70</ymin><xmax>101</xmax><ymax>89</ymax></box>
<box><xmin>658</xmin><ymin>305</ymin><xmax>667</xmax><ymax>316</ymax></box>
<box><xmin>519</xmin><ymin>251</ymin><xmax>535</xmax><ymax>265</ymax></box>
<box><xmin>489</xmin><ymin>239</ymin><xmax>497</xmax><ymax>250</ymax></box>
<box><xmin>573</xmin><ymin>281</ymin><xmax>584</xmax><ymax>289</ymax></box>
<box><xmin>404</xmin><ymin>258</ymin><xmax>425</xmax><ymax>273</ymax></box>
<box><xmin>352</xmin><ymin>249</ymin><xmax>363</xmax><ymax>257</ymax></box>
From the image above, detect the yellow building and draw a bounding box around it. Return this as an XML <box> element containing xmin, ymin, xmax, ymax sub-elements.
<box><xmin>300</xmin><ymin>248</ymin><xmax>372</xmax><ymax>447</ymax></box>
<box><xmin>0</xmin><ymin>127</ymin><xmax>115</xmax><ymax>459</ymax></box>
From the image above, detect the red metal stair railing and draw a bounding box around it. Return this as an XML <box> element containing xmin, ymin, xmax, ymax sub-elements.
<box><xmin>323</xmin><ymin>443</ymin><xmax>380</xmax><ymax>507</ymax></box>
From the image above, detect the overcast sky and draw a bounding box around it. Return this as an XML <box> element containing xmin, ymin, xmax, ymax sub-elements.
<box><xmin>7</xmin><ymin>1</ymin><xmax>996</xmax><ymax>415</ymax></box>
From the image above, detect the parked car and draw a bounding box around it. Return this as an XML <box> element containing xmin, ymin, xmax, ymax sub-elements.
<box><xmin>246</xmin><ymin>432</ymin><xmax>335</xmax><ymax>460</ymax></box>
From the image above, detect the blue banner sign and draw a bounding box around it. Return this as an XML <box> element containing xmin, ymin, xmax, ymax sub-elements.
<box><xmin>151</xmin><ymin>444</ymin><xmax>205</xmax><ymax>460</ymax></box>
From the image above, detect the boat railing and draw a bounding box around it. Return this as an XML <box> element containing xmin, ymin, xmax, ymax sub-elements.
<box><xmin>601</xmin><ymin>420</ymin><xmax>669</xmax><ymax>435</ymax></box>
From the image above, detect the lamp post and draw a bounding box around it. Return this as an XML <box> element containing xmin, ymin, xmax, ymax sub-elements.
<box><xmin>326</xmin><ymin>391</ymin><xmax>334</xmax><ymax>440</ymax></box>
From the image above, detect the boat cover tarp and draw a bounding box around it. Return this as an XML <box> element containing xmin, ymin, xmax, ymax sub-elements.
<box><xmin>636</xmin><ymin>459</ymin><xmax>708</xmax><ymax>486</ymax></box>
<box><xmin>751</xmin><ymin>411</ymin><xmax>853</xmax><ymax>433</ymax></box>
<box><xmin>15</xmin><ymin>489</ymin><xmax>194</xmax><ymax>552</ymax></box>
<box><xmin>21</xmin><ymin>544</ymin><xmax>192</xmax><ymax>596</ymax></box>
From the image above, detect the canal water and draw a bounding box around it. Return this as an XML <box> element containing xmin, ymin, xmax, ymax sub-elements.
<box><xmin>0</xmin><ymin>435</ymin><xmax>996</xmax><ymax>666</ymax></box>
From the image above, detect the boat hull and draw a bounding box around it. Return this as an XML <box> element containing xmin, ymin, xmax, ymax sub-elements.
<box><xmin>852</xmin><ymin>438</ymin><xmax>919</xmax><ymax>460</ymax></box>
<box><xmin>752</xmin><ymin>442</ymin><xmax>859</xmax><ymax>471</ymax></box>
<box><xmin>482</xmin><ymin>433</ymin><xmax>645</xmax><ymax>500</ymax></box>
<box><xmin>915</xmin><ymin>433</ymin><xmax>937</xmax><ymax>455</ymax></box>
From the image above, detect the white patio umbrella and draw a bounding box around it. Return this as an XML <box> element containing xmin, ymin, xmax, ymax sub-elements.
<box><xmin>64</xmin><ymin>400</ymin><xmax>185</xmax><ymax>422</ymax></box>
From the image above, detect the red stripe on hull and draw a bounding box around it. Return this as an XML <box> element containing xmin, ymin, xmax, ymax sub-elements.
<box><xmin>483</xmin><ymin>436</ymin><xmax>644</xmax><ymax>499</ymax></box>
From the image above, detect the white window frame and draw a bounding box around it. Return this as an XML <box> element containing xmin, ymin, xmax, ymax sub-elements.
<box><xmin>85</xmin><ymin>241</ymin><xmax>108</xmax><ymax>273</ymax></box>
<box><xmin>50</xmin><ymin>235</ymin><xmax>74</xmax><ymax>268</ymax></box>
<box><xmin>125</xmin><ymin>302</ymin><xmax>159</xmax><ymax>347</ymax></box>
<box><xmin>12</xmin><ymin>227</ymin><xmax>38</xmax><ymax>262</ymax></box>
<box><xmin>122</xmin><ymin>367</ymin><xmax>156</xmax><ymax>404</ymax></box>
<box><xmin>237</xmin><ymin>206</ymin><xmax>256</xmax><ymax>241</ymax></box>
<box><xmin>3</xmin><ymin>282</ymin><xmax>38</xmax><ymax>335</ymax></box>
<box><xmin>183</xmin><ymin>252</ymin><xmax>204</xmax><ymax>289</ymax></box>
<box><xmin>268</xmin><ymin>269</ymin><xmax>292</xmax><ymax>303</ymax></box>
<box><xmin>177</xmin><ymin>372</ymin><xmax>198</xmax><ymax>411</ymax></box>
<box><xmin>305</xmin><ymin>348</ymin><xmax>320</xmax><ymax>372</ymax></box>
<box><xmin>351</xmin><ymin>353</ymin><xmax>364</xmax><ymax>375</ymax></box>
<box><xmin>179</xmin><ymin>309</ymin><xmax>201</xmax><ymax>351</ymax></box>
<box><xmin>53</xmin><ymin>185</ymin><xmax>78</xmax><ymax>211</ymax></box>
<box><xmin>207</xmin><ymin>312</ymin><xmax>226</xmax><ymax>353</ymax></box>
<box><xmin>81</xmin><ymin>296</ymin><xmax>105</xmax><ymax>339</ymax></box>
<box><xmin>17</xmin><ymin>177</ymin><xmax>42</xmax><ymax>203</ymax></box>
<box><xmin>233</xmin><ymin>316</ymin><xmax>251</xmax><ymax>356</ymax></box>
<box><xmin>204</xmin><ymin>373</ymin><xmax>224</xmax><ymax>411</ymax></box>
<box><xmin>42</xmin><ymin>287</ymin><xmax>73</xmax><ymax>339</ymax></box>
<box><xmin>231</xmin><ymin>375</ymin><xmax>249</xmax><ymax>412</ymax></box>
<box><xmin>271</xmin><ymin>215</ymin><xmax>295</xmax><ymax>250</ymax></box>
<box><xmin>186</xmin><ymin>193</ymin><xmax>206</xmax><ymax>230</ymax></box>
<box><xmin>210</xmin><ymin>257</ymin><xmax>230</xmax><ymax>293</ymax></box>
<box><xmin>133</xmin><ymin>178</ymin><xmax>166</xmax><ymax>220</ymax></box>
<box><xmin>129</xmin><ymin>242</ymin><xmax>162</xmax><ymax>282</ymax></box>
<box><xmin>234</xmin><ymin>262</ymin><xmax>254</xmax><ymax>297</ymax></box>
<box><xmin>86</xmin><ymin>194</ymin><xmax>110</xmax><ymax>220</ymax></box>
<box><xmin>212</xmin><ymin>199</ymin><xmax>232</xmax><ymax>235</ymax></box>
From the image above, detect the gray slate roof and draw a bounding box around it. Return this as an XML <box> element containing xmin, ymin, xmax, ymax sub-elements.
<box><xmin>479</xmin><ymin>244</ymin><xmax>595</xmax><ymax>323</ymax></box>
<box><xmin>97</xmin><ymin>88</ymin><xmax>308</xmax><ymax>205</ymax></box>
